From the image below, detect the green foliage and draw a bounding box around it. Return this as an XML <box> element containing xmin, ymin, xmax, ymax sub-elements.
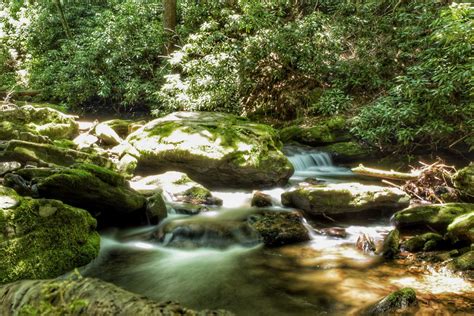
<box><xmin>352</xmin><ymin>3</ymin><xmax>473</xmax><ymax>151</ymax></box>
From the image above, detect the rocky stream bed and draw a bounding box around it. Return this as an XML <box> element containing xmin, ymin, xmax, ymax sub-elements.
<box><xmin>0</xmin><ymin>102</ymin><xmax>473</xmax><ymax>315</ymax></box>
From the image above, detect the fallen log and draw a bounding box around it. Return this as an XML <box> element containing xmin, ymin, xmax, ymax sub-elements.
<box><xmin>351</xmin><ymin>164</ymin><xmax>420</xmax><ymax>181</ymax></box>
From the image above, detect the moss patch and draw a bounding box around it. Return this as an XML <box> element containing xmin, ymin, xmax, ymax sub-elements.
<box><xmin>0</xmin><ymin>197</ymin><xmax>99</xmax><ymax>284</ymax></box>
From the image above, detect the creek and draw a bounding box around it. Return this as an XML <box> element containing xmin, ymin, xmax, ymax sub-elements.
<box><xmin>80</xmin><ymin>147</ymin><xmax>473</xmax><ymax>315</ymax></box>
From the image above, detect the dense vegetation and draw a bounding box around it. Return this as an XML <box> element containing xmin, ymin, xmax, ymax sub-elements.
<box><xmin>1</xmin><ymin>0</ymin><xmax>472</xmax><ymax>152</ymax></box>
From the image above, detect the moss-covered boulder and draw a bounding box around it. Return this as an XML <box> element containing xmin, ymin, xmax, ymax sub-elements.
<box><xmin>447</xmin><ymin>250</ymin><xmax>474</xmax><ymax>271</ymax></box>
<box><xmin>94</xmin><ymin>122</ymin><xmax>123</xmax><ymax>146</ymax></box>
<box><xmin>318</xmin><ymin>141</ymin><xmax>375</xmax><ymax>163</ymax></box>
<box><xmin>248</xmin><ymin>210</ymin><xmax>310</xmax><ymax>247</ymax></box>
<box><xmin>146</xmin><ymin>192</ymin><xmax>168</xmax><ymax>224</ymax></box>
<box><xmin>126</xmin><ymin>112</ymin><xmax>293</xmax><ymax>189</ymax></box>
<box><xmin>130</xmin><ymin>171</ymin><xmax>222</xmax><ymax>206</ymax></box>
<box><xmin>281</xmin><ymin>183</ymin><xmax>409</xmax><ymax>216</ymax></box>
<box><xmin>402</xmin><ymin>233</ymin><xmax>445</xmax><ymax>252</ymax></box>
<box><xmin>101</xmin><ymin>119</ymin><xmax>132</xmax><ymax>138</ymax></box>
<box><xmin>0</xmin><ymin>103</ymin><xmax>78</xmax><ymax>141</ymax></box>
<box><xmin>251</xmin><ymin>191</ymin><xmax>273</xmax><ymax>207</ymax></box>
<box><xmin>0</xmin><ymin>140</ymin><xmax>112</xmax><ymax>168</ymax></box>
<box><xmin>454</xmin><ymin>164</ymin><xmax>474</xmax><ymax>202</ymax></box>
<box><xmin>447</xmin><ymin>212</ymin><xmax>474</xmax><ymax>243</ymax></box>
<box><xmin>392</xmin><ymin>203</ymin><xmax>474</xmax><ymax>232</ymax></box>
<box><xmin>0</xmin><ymin>277</ymin><xmax>232</xmax><ymax>315</ymax></box>
<box><xmin>7</xmin><ymin>164</ymin><xmax>146</xmax><ymax>226</ymax></box>
<box><xmin>381</xmin><ymin>229</ymin><xmax>400</xmax><ymax>259</ymax></box>
<box><xmin>0</xmin><ymin>186</ymin><xmax>99</xmax><ymax>284</ymax></box>
<box><xmin>362</xmin><ymin>288</ymin><xmax>418</xmax><ymax>315</ymax></box>
<box><xmin>279</xmin><ymin>116</ymin><xmax>350</xmax><ymax>146</ymax></box>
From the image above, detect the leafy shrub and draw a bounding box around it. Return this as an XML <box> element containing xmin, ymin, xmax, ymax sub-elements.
<box><xmin>352</xmin><ymin>3</ymin><xmax>473</xmax><ymax>152</ymax></box>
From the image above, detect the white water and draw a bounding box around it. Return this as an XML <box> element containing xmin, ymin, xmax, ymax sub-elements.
<box><xmin>285</xmin><ymin>148</ymin><xmax>353</xmax><ymax>183</ymax></box>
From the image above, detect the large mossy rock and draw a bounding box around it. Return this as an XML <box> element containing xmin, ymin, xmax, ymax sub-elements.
<box><xmin>0</xmin><ymin>103</ymin><xmax>78</xmax><ymax>141</ymax></box>
<box><xmin>447</xmin><ymin>212</ymin><xmax>474</xmax><ymax>243</ymax></box>
<box><xmin>318</xmin><ymin>141</ymin><xmax>375</xmax><ymax>163</ymax></box>
<box><xmin>248</xmin><ymin>210</ymin><xmax>310</xmax><ymax>247</ymax></box>
<box><xmin>130</xmin><ymin>171</ymin><xmax>222</xmax><ymax>206</ymax></box>
<box><xmin>279</xmin><ymin>116</ymin><xmax>349</xmax><ymax>146</ymax></box>
<box><xmin>0</xmin><ymin>277</ymin><xmax>231</xmax><ymax>315</ymax></box>
<box><xmin>454</xmin><ymin>164</ymin><xmax>474</xmax><ymax>202</ymax></box>
<box><xmin>362</xmin><ymin>288</ymin><xmax>418</xmax><ymax>315</ymax></box>
<box><xmin>126</xmin><ymin>112</ymin><xmax>293</xmax><ymax>189</ymax></box>
<box><xmin>7</xmin><ymin>164</ymin><xmax>146</xmax><ymax>226</ymax></box>
<box><xmin>0</xmin><ymin>140</ymin><xmax>112</xmax><ymax>168</ymax></box>
<box><xmin>281</xmin><ymin>183</ymin><xmax>409</xmax><ymax>216</ymax></box>
<box><xmin>402</xmin><ymin>233</ymin><xmax>445</xmax><ymax>252</ymax></box>
<box><xmin>0</xmin><ymin>186</ymin><xmax>99</xmax><ymax>284</ymax></box>
<box><xmin>448</xmin><ymin>250</ymin><xmax>474</xmax><ymax>271</ymax></box>
<box><xmin>392</xmin><ymin>203</ymin><xmax>474</xmax><ymax>232</ymax></box>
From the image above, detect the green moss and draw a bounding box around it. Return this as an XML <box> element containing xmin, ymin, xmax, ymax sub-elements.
<box><xmin>393</xmin><ymin>203</ymin><xmax>474</xmax><ymax>232</ymax></box>
<box><xmin>0</xmin><ymin>198</ymin><xmax>99</xmax><ymax>284</ymax></box>
<box><xmin>53</xmin><ymin>139</ymin><xmax>76</xmax><ymax>149</ymax></box>
<box><xmin>382</xmin><ymin>229</ymin><xmax>400</xmax><ymax>259</ymax></box>
<box><xmin>104</xmin><ymin>119</ymin><xmax>131</xmax><ymax>138</ymax></box>
<box><xmin>447</xmin><ymin>212</ymin><xmax>474</xmax><ymax>243</ymax></box>
<box><xmin>448</xmin><ymin>251</ymin><xmax>474</xmax><ymax>271</ymax></box>
<box><xmin>248</xmin><ymin>211</ymin><xmax>310</xmax><ymax>247</ymax></box>
<box><xmin>183</xmin><ymin>186</ymin><xmax>211</xmax><ymax>200</ymax></box>
<box><xmin>72</xmin><ymin>163</ymin><xmax>126</xmax><ymax>186</ymax></box>
<box><xmin>322</xmin><ymin>141</ymin><xmax>372</xmax><ymax>160</ymax></box>
<box><xmin>402</xmin><ymin>233</ymin><xmax>444</xmax><ymax>252</ymax></box>
<box><xmin>454</xmin><ymin>164</ymin><xmax>474</xmax><ymax>202</ymax></box>
<box><xmin>279</xmin><ymin>116</ymin><xmax>348</xmax><ymax>145</ymax></box>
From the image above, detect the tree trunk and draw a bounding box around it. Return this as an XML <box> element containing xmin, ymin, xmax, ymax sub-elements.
<box><xmin>163</xmin><ymin>0</ymin><xmax>177</xmax><ymax>53</ymax></box>
<box><xmin>351</xmin><ymin>164</ymin><xmax>420</xmax><ymax>181</ymax></box>
<box><xmin>54</xmin><ymin>0</ymin><xmax>72</xmax><ymax>39</ymax></box>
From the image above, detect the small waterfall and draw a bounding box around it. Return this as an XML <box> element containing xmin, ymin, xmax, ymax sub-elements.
<box><xmin>287</xmin><ymin>152</ymin><xmax>333</xmax><ymax>171</ymax></box>
<box><xmin>285</xmin><ymin>146</ymin><xmax>353</xmax><ymax>183</ymax></box>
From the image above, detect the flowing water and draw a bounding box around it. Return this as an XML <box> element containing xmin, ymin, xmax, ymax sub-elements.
<box><xmin>81</xmin><ymin>147</ymin><xmax>473</xmax><ymax>315</ymax></box>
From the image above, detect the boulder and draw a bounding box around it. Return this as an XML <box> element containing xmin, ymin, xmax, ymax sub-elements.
<box><xmin>95</xmin><ymin>122</ymin><xmax>123</xmax><ymax>146</ymax></box>
<box><xmin>0</xmin><ymin>186</ymin><xmax>99</xmax><ymax>284</ymax></box>
<box><xmin>6</xmin><ymin>164</ymin><xmax>146</xmax><ymax>226</ymax></box>
<box><xmin>0</xmin><ymin>277</ymin><xmax>232</xmax><ymax>315</ymax></box>
<box><xmin>101</xmin><ymin>119</ymin><xmax>131</xmax><ymax>138</ymax></box>
<box><xmin>130</xmin><ymin>171</ymin><xmax>222</xmax><ymax>206</ymax></box>
<box><xmin>146</xmin><ymin>192</ymin><xmax>168</xmax><ymax>224</ymax></box>
<box><xmin>318</xmin><ymin>141</ymin><xmax>374</xmax><ymax>163</ymax></box>
<box><xmin>0</xmin><ymin>161</ymin><xmax>21</xmax><ymax>176</ymax></box>
<box><xmin>381</xmin><ymin>229</ymin><xmax>400</xmax><ymax>259</ymax></box>
<box><xmin>279</xmin><ymin>116</ymin><xmax>349</xmax><ymax>146</ymax></box>
<box><xmin>454</xmin><ymin>164</ymin><xmax>474</xmax><ymax>202</ymax></box>
<box><xmin>447</xmin><ymin>212</ymin><xmax>474</xmax><ymax>243</ymax></box>
<box><xmin>392</xmin><ymin>203</ymin><xmax>474</xmax><ymax>232</ymax></box>
<box><xmin>248</xmin><ymin>210</ymin><xmax>310</xmax><ymax>247</ymax></box>
<box><xmin>282</xmin><ymin>183</ymin><xmax>409</xmax><ymax>216</ymax></box>
<box><xmin>126</xmin><ymin>112</ymin><xmax>293</xmax><ymax>189</ymax></box>
<box><xmin>0</xmin><ymin>140</ymin><xmax>112</xmax><ymax>168</ymax></box>
<box><xmin>362</xmin><ymin>288</ymin><xmax>418</xmax><ymax>315</ymax></box>
<box><xmin>251</xmin><ymin>191</ymin><xmax>273</xmax><ymax>207</ymax></box>
<box><xmin>448</xmin><ymin>250</ymin><xmax>474</xmax><ymax>271</ymax></box>
<box><xmin>0</xmin><ymin>103</ymin><xmax>78</xmax><ymax>141</ymax></box>
<box><xmin>72</xmin><ymin>133</ymin><xmax>99</xmax><ymax>149</ymax></box>
<box><xmin>402</xmin><ymin>233</ymin><xmax>445</xmax><ymax>252</ymax></box>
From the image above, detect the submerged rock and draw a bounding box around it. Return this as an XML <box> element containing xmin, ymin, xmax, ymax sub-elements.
<box><xmin>0</xmin><ymin>186</ymin><xmax>99</xmax><ymax>284</ymax></box>
<box><xmin>155</xmin><ymin>209</ymin><xmax>309</xmax><ymax>248</ymax></box>
<box><xmin>453</xmin><ymin>164</ymin><xmax>474</xmax><ymax>202</ymax></box>
<box><xmin>392</xmin><ymin>203</ymin><xmax>474</xmax><ymax>232</ymax></box>
<box><xmin>281</xmin><ymin>183</ymin><xmax>409</xmax><ymax>216</ymax></box>
<box><xmin>6</xmin><ymin>164</ymin><xmax>146</xmax><ymax>226</ymax></box>
<box><xmin>0</xmin><ymin>103</ymin><xmax>78</xmax><ymax>141</ymax></box>
<box><xmin>126</xmin><ymin>112</ymin><xmax>293</xmax><ymax>189</ymax></box>
<box><xmin>0</xmin><ymin>277</ymin><xmax>232</xmax><ymax>315</ymax></box>
<box><xmin>248</xmin><ymin>210</ymin><xmax>310</xmax><ymax>247</ymax></box>
<box><xmin>362</xmin><ymin>288</ymin><xmax>418</xmax><ymax>315</ymax></box>
<box><xmin>251</xmin><ymin>191</ymin><xmax>273</xmax><ymax>207</ymax></box>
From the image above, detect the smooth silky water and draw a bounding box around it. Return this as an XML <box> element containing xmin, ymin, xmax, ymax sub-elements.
<box><xmin>81</xmin><ymin>147</ymin><xmax>473</xmax><ymax>315</ymax></box>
